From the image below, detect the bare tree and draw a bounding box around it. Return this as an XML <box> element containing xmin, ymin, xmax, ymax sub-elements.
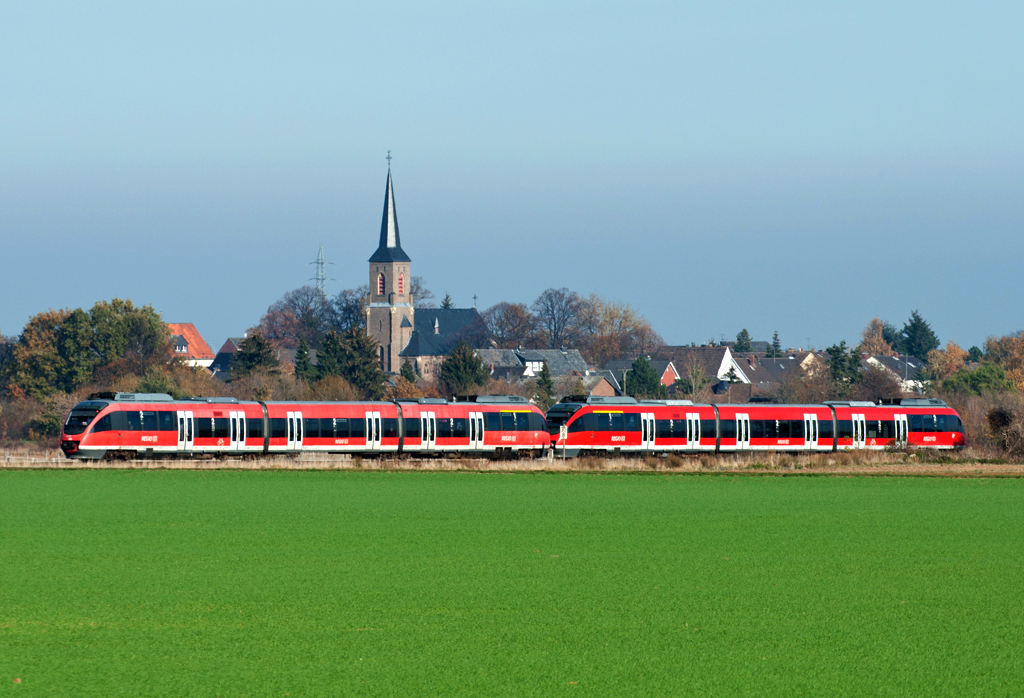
<box><xmin>412</xmin><ymin>276</ymin><xmax>435</xmax><ymax>308</ymax></box>
<box><xmin>532</xmin><ymin>288</ymin><xmax>582</xmax><ymax>349</ymax></box>
<box><xmin>257</xmin><ymin>285</ymin><xmax>332</xmax><ymax>350</ymax></box>
<box><xmin>333</xmin><ymin>286</ymin><xmax>369</xmax><ymax>333</ymax></box>
<box><xmin>482</xmin><ymin>302</ymin><xmax>538</xmax><ymax>348</ymax></box>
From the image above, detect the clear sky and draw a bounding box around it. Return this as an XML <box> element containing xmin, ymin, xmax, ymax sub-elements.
<box><xmin>2</xmin><ymin>2</ymin><xmax>1021</xmax><ymax>352</ymax></box>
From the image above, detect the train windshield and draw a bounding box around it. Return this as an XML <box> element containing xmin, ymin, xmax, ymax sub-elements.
<box><xmin>545</xmin><ymin>406</ymin><xmax>580</xmax><ymax>434</ymax></box>
<box><xmin>63</xmin><ymin>401</ymin><xmax>108</xmax><ymax>435</ymax></box>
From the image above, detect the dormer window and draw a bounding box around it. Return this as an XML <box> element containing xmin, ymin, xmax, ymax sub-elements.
<box><xmin>378</xmin><ymin>273</ymin><xmax>385</xmax><ymax>296</ymax></box>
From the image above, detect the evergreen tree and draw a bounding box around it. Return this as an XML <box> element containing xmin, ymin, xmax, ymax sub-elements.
<box><xmin>400</xmin><ymin>359</ymin><xmax>417</xmax><ymax>384</ymax></box>
<box><xmin>626</xmin><ymin>356</ymin><xmax>668</xmax><ymax>399</ymax></box>
<box><xmin>734</xmin><ymin>328</ymin><xmax>753</xmax><ymax>352</ymax></box>
<box><xmin>882</xmin><ymin>321</ymin><xmax>902</xmax><ymax>353</ymax></box>
<box><xmin>294</xmin><ymin>338</ymin><xmax>315</xmax><ymax>383</ymax></box>
<box><xmin>534</xmin><ymin>361</ymin><xmax>556</xmax><ymax>411</ymax></box>
<box><xmin>439</xmin><ymin>340</ymin><xmax>488</xmax><ymax>396</ymax></box>
<box><xmin>899</xmin><ymin>310</ymin><xmax>939</xmax><ymax>359</ymax></box>
<box><xmin>440</xmin><ymin>293</ymin><xmax>455</xmax><ymax>310</ymax></box>
<box><xmin>55</xmin><ymin>308</ymin><xmax>98</xmax><ymax>392</ymax></box>
<box><xmin>825</xmin><ymin>340</ymin><xmax>861</xmax><ymax>397</ymax></box>
<box><xmin>942</xmin><ymin>363</ymin><xmax>1013</xmax><ymax>395</ymax></box>
<box><xmin>316</xmin><ymin>330</ymin><xmax>387</xmax><ymax>399</ymax></box>
<box><xmin>767</xmin><ymin>331</ymin><xmax>783</xmax><ymax>358</ymax></box>
<box><xmin>233</xmin><ymin>331</ymin><xmax>280</xmax><ymax>376</ymax></box>
<box><xmin>968</xmin><ymin>346</ymin><xmax>984</xmax><ymax>363</ymax></box>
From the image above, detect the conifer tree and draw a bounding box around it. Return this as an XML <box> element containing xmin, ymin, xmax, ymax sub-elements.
<box><xmin>734</xmin><ymin>328</ymin><xmax>753</xmax><ymax>352</ymax></box>
<box><xmin>440</xmin><ymin>293</ymin><xmax>455</xmax><ymax>310</ymax></box>
<box><xmin>825</xmin><ymin>340</ymin><xmax>861</xmax><ymax>397</ymax></box>
<box><xmin>233</xmin><ymin>331</ymin><xmax>280</xmax><ymax>376</ymax></box>
<box><xmin>439</xmin><ymin>340</ymin><xmax>488</xmax><ymax>396</ymax></box>
<box><xmin>899</xmin><ymin>310</ymin><xmax>939</xmax><ymax>359</ymax></box>
<box><xmin>534</xmin><ymin>361</ymin><xmax>556</xmax><ymax>411</ymax></box>
<box><xmin>316</xmin><ymin>330</ymin><xmax>387</xmax><ymax>399</ymax></box>
<box><xmin>400</xmin><ymin>359</ymin><xmax>417</xmax><ymax>384</ymax></box>
<box><xmin>625</xmin><ymin>356</ymin><xmax>668</xmax><ymax>399</ymax></box>
<box><xmin>767</xmin><ymin>331</ymin><xmax>783</xmax><ymax>358</ymax></box>
<box><xmin>294</xmin><ymin>338</ymin><xmax>315</xmax><ymax>383</ymax></box>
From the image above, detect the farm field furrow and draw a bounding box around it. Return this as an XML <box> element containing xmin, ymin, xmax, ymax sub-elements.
<box><xmin>1</xmin><ymin>471</ymin><xmax>1022</xmax><ymax>696</ymax></box>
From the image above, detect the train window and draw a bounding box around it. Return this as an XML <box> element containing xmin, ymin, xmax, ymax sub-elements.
<box><xmin>141</xmin><ymin>411</ymin><xmax>157</xmax><ymax>431</ymax></box>
<box><xmin>568</xmin><ymin>417</ymin><xmax>584</xmax><ymax>433</ymax></box>
<box><xmin>934</xmin><ymin>415</ymin><xmax>947</xmax><ymax>432</ymax></box>
<box><xmin>196</xmin><ymin>418</ymin><xmax>214</xmax><ymax>439</ymax></box>
<box><xmin>530</xmin><ymin>413</ymin><xmax>546</xmax><ymax>431</ymax></box>
<box><xmin>656</xmin><ymin>420</ymin><xmax>672</xmax><ymax>439</ymax></box>
<box><xmin>270</xmin><ymin>418</ymin><xmax>287</xmax><ymax>439</ymax></box>
<box><xmin>350</xmin><ymin>419</ymin><xmax>365</xmax><ymax>439</ymax></box>
<box><xmin>157</xmin><ymin>412</ymin><xmax>176</xmax><ymax>431</ymax></box>
<box><xmin>776</xmin><ymin>420</ymin><xmax>790</xmax><ymax>438</ymax></box>
<box><xmin>701</xmin><ymin>420</ymin><xmax>717</xmax><ymax>439</ymax></box>
<box><xmin>865</xmin><ymin>420</ymin><xmax>880</xmax><ymax>439</ymax></box>
<box><xmin>247</xmin><ymin>418</ymin><xmax>264</xmax><ymax>439</ymax></box>
<box><xmin>382</xmin><ymin>418</ymin><xmax>399</xmax><ymax>438</ymax></box>
<box><xmin>609</xmin><ymin>413</ymin><xmax>624</xmax><ymax>432</ymax></box>
<box><xmin>624</xmin><ymin>413</ymin><xmax>640</xmax><ymax>432</ymax></box>
<box><xmin>750</xmin><ymin>420</ymin><xmax>763</xmax><ymax>439</ymax></box>
<box><xmin>487</xmin><ymin>413</ymin><xmax>501</xmax><ymax>432</ymax></box>
<box><xmin>125</xmin><ymin>412</ymin><xmax>141</xmax><ymax>431</ymax></box>
<box><xmin>908</xmin><ymin>414</ymin><xmax>922</xmax><ymax>432</ymax></box>
<box><xmin>304</xmin><ymin>418</ymin><xmax>319</xmax><ymax>439</ymax></box>
<box><xmin>790</xmin><ymin>420</ymin><xmax>805</xmax><ymax>439</ymax></box>
<box><xmin>214</xmin><ymin>418</ymin><xmax>230</xmax><ymax>438</ymax></box>
<box><xmin>511</xmin><ymin>413</ymin><xmax>526</xmax><ymax>431</ymax></box>
<box><xmin>950</xmin><ymin>416</ymin><xmax>964</xmax><ymax>433</ymax></box>
<box><xmin>818</xmin><ymin>420</ymin><xmax>833</xmax><ymax>438</ymax></box>
<box><xmin>437</xmin><ymin>418</ymin><xmax>452</xmax><ymax>438</ymax></box>
<box><xmin>881</xmin><ymin>420</ymin><xmax>896</xmax><ymax>438</ymax></box>
<box><xmin>720</xmin><ymin>420</ymin><xmax>736</xmax><ymax>439</ymax></box>
<box><xmin>582</xmin><ymin>413</ymin><xmax>599</xmax><ymax>432</ymax></box>
<box><xmin>315</xmin><ymin>418</ymin><xmax>331</xmax><ymax>438</ymax></box>
<box><xmin>837</xmin><ymin>420</ymin><xmax>853</xmax><ymax>439</ymax></box>
<box><xmin>501</xmin><ymin>413</ymin><xmax>516</xmax><ymax>431</ymax></box>
<box><xmin>334</xmin><ymin>418</ymin><xmax>349</xmax><ymax>438</ymax></box>
<box><xmin>91</xmin><ymin>414</ymin><xmax>113</xmax><ymax>433</ymax></box>
<box><xmin>404</xmin><ymin>417</ymin><xmax>420</xmax><ymax>439</ymax></box>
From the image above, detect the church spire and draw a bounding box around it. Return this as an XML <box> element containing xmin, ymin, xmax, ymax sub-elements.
<box><xmin>369</xmin><ymin>166</ymin><xmax>411</xmax><ymax>263</ymax></box>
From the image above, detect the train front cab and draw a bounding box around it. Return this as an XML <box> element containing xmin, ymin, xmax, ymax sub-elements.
<box><xmin>827</xmin><ymin>399</ymin><xmax>965</xmax><ymax>450</ymax></box>
<box><xmin>398</xmin><ymin>396</ymin><xmax>548</xmax><ymax>457</ymax></box>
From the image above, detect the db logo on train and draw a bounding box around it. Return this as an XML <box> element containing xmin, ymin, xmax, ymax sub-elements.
<box><xmin>217</xmin><ymin>438</ymin><xmax>225</xmax><ymax>446</ymax></box>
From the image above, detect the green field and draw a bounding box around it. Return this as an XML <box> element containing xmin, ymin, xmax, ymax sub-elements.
<box><xmin>2</xmin><ymin>472</ymin><xmax>1023</xmax><ymax>696</ymax></box>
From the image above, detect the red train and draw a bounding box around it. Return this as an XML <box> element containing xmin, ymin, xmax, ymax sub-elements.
<box><xmin>545</xmin><ymin>396</ymin><xmax>965</xmax><ymax>455</ymax></box>
<box><xmin>59</xmin><ymin>393</ymin><xmax>549</xmax><ymax>460</ymax></box>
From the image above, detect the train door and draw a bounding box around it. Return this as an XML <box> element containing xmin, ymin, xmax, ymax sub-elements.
<box><xmin>641</xmin><ymin>413</ymin><xmax>655</xmax><ymax>451</ymax></box>
<box><xmin>895</xmin><ymin>413</ymin><xmax>908</xmax><ymax>447</ymax></box>
<box><xmin>687</xmin><ymin>413</ymin><xmax>701</xmax><ymax>450</ymax></box>
<box><xmin>803</xmin><ymin>414</ymin><xmax>818</xmax><ymax>451</ymax></box>
<box><xmin>421</xmin><ymin>411</ymin><xmax>436</xmax><ymax>451</ymax></box>
<box><xmin>365</xmin><ymin>411</ymin><xmax>381</xmax><ymax>451</ymax></box>
<box><xmin>852</xmin><ymin>413</ymin><xmax>866</xmax><ymax>449</ymax></box>
<box><xmin>178</xmin><ymin>410</ymin><xmax>194</xmax><ymax>453</ymax></box>
<box><xmin>469</xmin><ymin>411</ymin><xmax>484</xmax><ymax>450</ymax></box>
<box><xmin>736</xmin><ymin>413</ymin><xmax>750</xmax><ymax>450</ymax></box>
<box><xmin>230</xmin><ymin>411</ymin><xmax>245</xmax><ymax>452</ymax></box>
<box><xmin>287</xmin><ymin>411</ymin><xmax>304</xmax><ymax>451</ymax></box>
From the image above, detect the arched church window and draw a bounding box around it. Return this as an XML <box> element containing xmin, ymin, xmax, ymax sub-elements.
<box><xmin>398</xmin><ymin>273</ymin><xmax>404</xmax><ymax>296</ymax></box>
<box><xmin>378</xmin><ymin>273</ymin><xmax>385</xmax><ymax>296</ymax></box>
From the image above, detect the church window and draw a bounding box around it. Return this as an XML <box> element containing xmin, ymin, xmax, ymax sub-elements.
<box><xmin>398</xmin><ymin>273</ymin><xmax>404</xmax><ymax>296</ymax></box>
<box><xmin>377</xmin><ymin>273</ymin><xmax>385</xmax><ymax>296</ymax></box>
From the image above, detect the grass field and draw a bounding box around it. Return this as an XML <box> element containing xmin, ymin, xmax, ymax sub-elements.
<box><xmin>1</xmin><ymin>472</ymin><xmax>1023</xmax><ymax>696</ymax></box>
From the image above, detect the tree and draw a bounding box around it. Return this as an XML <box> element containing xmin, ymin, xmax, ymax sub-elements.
<box><xmin>926</xmin><ymin>341</ymin><xmax>968</xmax><ymax>381</ymax></box>
<box><xmin>734</xmin><ymin>329</ymin><xmax>753</xmax><ymax>352</ymax></box>
<box><xmin>294</xmin><ymin>338</ymin><xmax>316</xmax><ymax>383</ymax></box>
<box><xmin>532</xmin><ymin>288</ymin><xmax>582</xmax><ymax>349</ymax></box>
<box><xmin>482</xmin><ymin>302</ymin><xmax>538</xmax><ymax>349</ymax></box>
<box><xmin>534</xmin><ymin>361</ymin><xmax>556</xmax><ymax>411</ymax></box>
<box><xmin>968</xmin><ymin>346</ymin><xmax>984</xmax><ymax>363</ymax></box>
<box><xmin>411</xmin><ymin>277</ymin><xmax>435</xmax><ymax>308</ymax></box>
<box><xmin>942</xmin><ymin>363</ymin><xmax>1014</xmax><ymax>396</ymax></box>
<box><xmin>440</xmin><ymin>293</ymin><xmax>455</xmax><ymax>309</ymax></box>
<box><xmin>900</xmin><ymin>310</ymin><xmax>939</xmax><ymax>359</ymax></box>
<box><xmin>984</xmin><ymin>331</ymin><xmax>1024</xmax><ymax>392</ymax></box>
<box><xmin>850</xmin><ymin>365</ymin><xmax>905</xmax><ymax>402</ymax></box>
<box><xmin>859</xmin><ymin>317</ymin><xmax>895</xmax><ymax>356</ymax></box>
<box><xmin>766</xmin><ymin>331</ymin><xmax>783</xmax><ymax>358</ymax></box>
<box><xmin>316</xmin><ymin>330</ymin><xmax>388</xmax><ymax>399</ymax></box>
<box><xmin>400</xmin><ymin>359</ymin><xmax>417</xmax><ymax>384</ymax></box>
<box><xmin>675</xmin><ymin>359</ymin><xmax>712</xmax><ymax>402</ymax></box>
<box><xmin>439</xmin><ymin>341</ymin><xmax>489</xmax><ymax>396</ymax></box>
<box><xmin>573</xmin><ymin>294</ymin><xmax>664</xmax><ymax>365</ymax></box>
<box><xmin>332</xmin><ymin>286</ymin><xmax>369</xmax><ymax>333</ymax></box>
<box><xmin>233</xmin><ymin>331</ymin><xmax>280</xmax><ymax>376</ymax></box>
<box><xmin>256</xmin><ymin>285</ymin><xmax>333</xmax><ymax>351</ymax></box>
<box><xmin>625</xmin><ymin>356</ymin><xmax>668</xmax><ymax>400</ymax></box>
<box><xmin>825</xmin><ymin>341</ymin><xmax>861</xmax><ymax>397</ymax></box>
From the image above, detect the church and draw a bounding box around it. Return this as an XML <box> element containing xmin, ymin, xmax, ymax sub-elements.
<box><xmin>365</xmin><ymin>166</ymin><xmax>488</xmax><ymax>378</ymax></box>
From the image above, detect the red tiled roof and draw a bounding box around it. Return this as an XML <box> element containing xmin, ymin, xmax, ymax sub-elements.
<box><xmin>166</xmin><ymin>323</ymin><xmax>215</xmax><ymax>360</ymax></box>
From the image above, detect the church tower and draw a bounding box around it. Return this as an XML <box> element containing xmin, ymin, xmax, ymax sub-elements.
<box><xmin>366</xmin><ymin>166</ymin><xmax>414</xmax><ymax>373</ymax></box>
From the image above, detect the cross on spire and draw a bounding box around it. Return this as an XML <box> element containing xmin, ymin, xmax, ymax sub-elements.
<box><xmin>386</xmin><ymin>150</ymin><xmax>392</xmax><ymax>168</ymax></box>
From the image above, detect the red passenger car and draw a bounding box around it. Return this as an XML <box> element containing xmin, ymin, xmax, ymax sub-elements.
<box><xmin>60</xmin><ymin>393</ymin><xmax>549</xmax><ymax>460</ymax></box>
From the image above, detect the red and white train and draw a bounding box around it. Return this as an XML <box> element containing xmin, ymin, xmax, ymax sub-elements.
<box><xmin>59</xmin><ymin>393</ymin><xmax>549</xmax><ymax>460</ymax></box>
<box><xmin>545</xmin><ymin>396</ymin><xmax>966</xmax><ymax>455</ymax></box>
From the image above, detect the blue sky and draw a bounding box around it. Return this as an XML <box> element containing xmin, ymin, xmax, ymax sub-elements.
<box><xmin>2</xmin><ymin>2</ymin><xmax>1021</xmax><ymax>352</ymax></box>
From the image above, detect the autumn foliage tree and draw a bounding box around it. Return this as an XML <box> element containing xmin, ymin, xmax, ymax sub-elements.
<box><xmin>858</xmin><ymin>317</ymin><xmax>895</xmax><ymax>356</ymax></box>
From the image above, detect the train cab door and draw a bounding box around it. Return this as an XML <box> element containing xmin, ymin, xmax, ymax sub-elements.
<box><xmin>895</xmin><ymin>413</ymin><xmax>908</xmax><ymax>447</ymax></box>
<box><xmin>420</xmin><ymin>411</ymin><xmax>436</xmax><ymax>451</ymax></box>
<box><xmin>803</xmin><ymin>414</ymin><xmax>818</xmax><ymax>451</ymax></box>
<box><xmin>469</xmin><ymin>411</ymin><xmax>484</xmax><ymax>450</ymax></box>
<box><xmin>364</xmin><ymin>411</ymin><xmax>381</xmax><ymax>451</ymax></box>
<box><xmin>178</xmin><ymin>410</ymin><xmax>194</xmax><ymax>453</ymax></box>
<box><xmin>736</xmin><ymin>413</ymin><xmax>750</xmax><ymax>450</ymax></box>
<box><xmin>640</xmin><ymin>412</ymin><xmax>655</xmax><ymax>451</ymax></box>
<box><xmin>687</xmin><ymin>412</ymin><xmax>701</xmax><ymax>450</ymax></box>
<box><xmin>852</xmin><ymin>413</ymin><xmax>866</xmax><ymax>449</ymax></box>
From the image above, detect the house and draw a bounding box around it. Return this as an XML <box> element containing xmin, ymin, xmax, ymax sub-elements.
<box><xmin>653</xmin><ymin>346</ymin><xmax>750</xmax><ymax>385</ymax></box>
<box><xmin>722</xmin><ymin>340</ymin><xmax>770</xmax><ymax>353</ymax></box>
<box><xmin>398</xmin><ymin>308</ymin><xmax>490</xmax><ymax>380</ymax></box>
<box><xmin>210</xmin><ymin>337</ymin><xmax>247</xmax><ymax>377</ymax></box>
<box><xmin>865</xmin><ymin>354</ymin><xmax>925</xmax><ymax>393</ymax></box>
<box><xmin>475</xmin><ymin>348</ymin><xmax>590</xmax><ymax>378</ymax></box>
<box><xmin>603</xmin><ymin>359</ymin><xmax>679</xmax><ymax>393</ymax></box>
<box><xmin>166</xmin><ymin>323</ymin><xmax>215</xmax><ymax>368</ymax></box>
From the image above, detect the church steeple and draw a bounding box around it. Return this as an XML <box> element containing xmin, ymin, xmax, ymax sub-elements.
<box><xmin>369</xmin><ymin>167</ymin><xmax>411</xmax><ymax>263</ymax></box>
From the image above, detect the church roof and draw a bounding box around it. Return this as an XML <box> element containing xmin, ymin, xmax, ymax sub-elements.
<box><xmin>369</xmin><ymin>168</ymin><xmax>411</xmax><ymax>263</ymax></box>
<box><xmin>399</xmin><ymin>308</ymin><xmax>489</xmax><ymax>357</ymax></box>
